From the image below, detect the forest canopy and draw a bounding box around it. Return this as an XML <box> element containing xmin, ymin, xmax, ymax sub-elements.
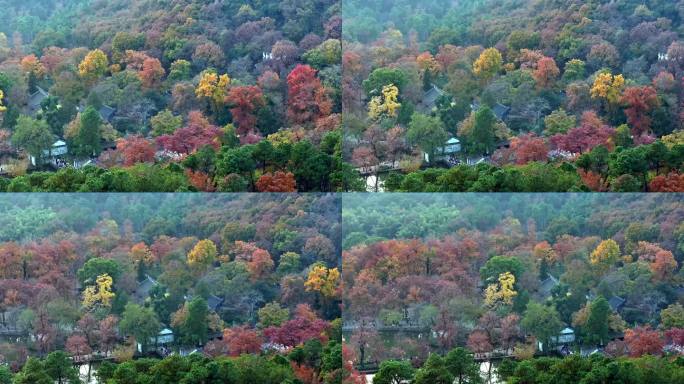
<box><xmin>0</xmin><ymin>194</ymin><xmax>350</xmax><ymax>383</ymax></box>
<box><xmin>343</xmin><ymin>193</ymin><xmax>684</xmax><ymax>381</ymax></box>
<box><xmin>0</xmin><ymin>0</ymin><xmax>357</xmax><ymax>192</ymax></box>
<box><xmin>343</xmin><ymin>0</ymin><xmax>684</xmax><ymax>192</ymax></box>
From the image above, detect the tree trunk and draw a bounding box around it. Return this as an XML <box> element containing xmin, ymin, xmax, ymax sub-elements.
<box><xmin>360</xmin><ymin>345</ymin><xmax>365</xmax><ymax>366</ymax></box>
<box><xmin>487</xmin><ymin>359</ymin><xmax>492</xmax><ymax>384</ymax></box>
<box><xmin>373</xmin><ymin>169</ymin><xmax>379</xmax><ymax>192</ymax></box>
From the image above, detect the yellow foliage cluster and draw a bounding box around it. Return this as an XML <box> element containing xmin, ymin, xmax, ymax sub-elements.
<box><xmin>589</xmin><ymin>239</ymin><xmax>620</xmax><ymax>269</ymax></box>
<box><xmin>590</xmin><ymin>72</ymin><xmax>625</xmax><ymax>105</ymax></box>
<box><xmin>304</xmin><ymin>264</ymin><xmax>340</xmax><ymax>298</ymax></box>
<box><xmin>484</xmin><ymin>271</ymin><xmax>517</xmax><ymax>306</ymax></box>
<box><xmin>267</xmin><ymin>128</ymin><xmax>305</xmax><ymax>146</ymax></box>
<box><xmin>79</xmin><ymin>49</ymin><xmax>109</xmax><ymax>81</ymax></box>
<box><xmin>196</xmin><ymin>71</ymin><xmax>231</xmax><ymax>104</ymax></box>
<box><xmin>187</xmin><ymin>239</ymin><xmax>218</xmax><ymax>267</ymax></box>
<box><xmin>82</xmin><ymin>273</ymin><xmax>115</xmax><ymax>309</ymax></box>
<box><xmin>368</xmin><ymin>84</ymin><xmax>401</xmax><ymax>120</ymax></box>
<box><xmin>0</xmin><ymin>90</ymin><xmax>6</xmax><ymax>112</ymax></box>
<box><xmin>661</xmin><ymin>130</ymin><xmax>684</xmax><ymax>148</ymax></box>
<box><xmin>473</xmin><ymin>48</ymin><xmax>503</xmax><ymax>81</ymax></box>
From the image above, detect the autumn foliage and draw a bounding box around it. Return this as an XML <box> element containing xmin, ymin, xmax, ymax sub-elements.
<box><xmin>533</xmin><ymin>56</ymin><xmax>560</xmax><ymax>89</ymax></box>
<box><xmin>116</xmin><ymin>135</ymin><xmax>156</xmax><ymax>166</ymax></box>
<box><xmin>648</xmin><ymin>172</ymin><xmax>684</xmax><ymax>192</ymax></box>
<box><xmin>550</xmin><ymin>111</ymin><xmax>615</xmax><ymax>154</ymax></box>
<box><xmin>226</xmin><ymin>85</ymin><xmax>265</xmax><ymax>138</ymax></box>
<box><xmin>508</xmin><ymin>133</ymin><xmax>548</xmax><ymax>165</ymax></box>
<box><xmin>624</xmin><ymin>326</ymin><xmax>663</xmax><ymax>357</ymax></box>
<box><xmin>156</xmin><ymin>111</ymin><xmax>222</xmax><ymax>155</ymax></box>
<box><xmin>256</xmin><ymin>171</ymin><xmax>297</xmax><ymax>192</ymax></box>
<box><xmin>139</xmin><ymin>57</ymin><xmax>166</xmax><ymax>89</ymax></box>
<box><xmin>621</xmin><ymin>86</ymin><xmax>659</xmax><ymax>138</ymax></box>
<box><xmin>286</xmin><ymin>65</ymin><xmax>332</xmax><ymax>125</ymax></box>
<box><xmin>222</xmin><ymin>326</ymin><xmax>263</xmax><ymax>356</ymax></box>
<box><xmin>263</xmin><ymin>304</ymin><xmax>329</xmax><ymax>347</ymax></box>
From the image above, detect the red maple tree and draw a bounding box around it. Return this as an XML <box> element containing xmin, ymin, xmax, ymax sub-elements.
<box><xmin>286</xmin><ymin>64</ymin><xmax>332</xmax><ymax>125</ymax></box>
<box><xmin>226</xmin><ymin>85</ymin><xmax>265</xmax><ymax>137</ymax></box>
<box><xmin>256</xmin><ymin>171</ymin><xmax>297</xmax><ymax>192</ymax></box>
<box><xmin>648</xmin><ymin>172</ymin><xmax>684</xmax><ymax>192</ymax></box>
<box><xmin>116</xmin><ymin>135</ymin><xmax>156</xmax><ymax>166</ymax></box>
<box><xmin>550</xmin><ymin>111</ymin><xmax>615</xmax><ymax>154</ymax></box>
<box><xmin>624</xmin><ymin>325</ymin><xmax>663</xmax><ymax>357</ymax></box>
<box><xmin>156</xmin><ymin>111</ymin><xmax>222</xmax><ymax>155</ymax></box>
<box><xmin>222</xmin><ymin>325</ymin><xmax>263</xmax><ymax>356</ymax></box>
<box><xmin>621</xmin><ymin>86</ymin><xmax>659</xmax><ymax>138</ymax></box>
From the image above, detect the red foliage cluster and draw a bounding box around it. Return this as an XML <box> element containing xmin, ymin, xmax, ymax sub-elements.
<box><xmin>550</xmin><ymin>111</ymin><xmax>615</xmax><ymax>154</ymax></box>
<box><xmin>649</xmin><ymin>172</ymin><xmax>684</xmax><ymax>192</ymax></box>
<box><xmin>621</xmin><ymin>86</ymin><xmax>659</xmax><ymax>138</ymax></box>
<box><xmin>185</xmin><ymin>169</ymin><xmax>216</xmax><ymax>192</ymax></box>
<box><xmin>256</xmin><ymin>171</ymin><xmax>297</xmax><ymax>192</ymax></box>
<box><xmin>222</xmin><ymin>326</ymin><xmax>264</xmax><ymax>356</ymax></box>
<box><xmin>578</xmin><ymin>169</ymin><xmax>609</xmax><ymax>192</ymax></box>
<box><xmin>116</xmin><ymin>135</ymin><xmax>156</xmax><ymax>166</ymax></box>
<box><xmin>264</xmin><ymin>304</ymin><xmax>329</xmax><ymax>347</ymax></box>
<box><xmin>665</xmin><ymin>328</ymin><xmax>684</xmax><ymax>348</ymax></box>
<box><xmin>494</xmin><ymin>133</ymin><xmax>548</xmax><ymax>165</ymax></box>
<box><xmin>139</xmin><ymin>57</ymin><xmax>165</xmax><ymax>89</ymax></box>
<box><xmin>533</xmin><ymin>56</ymin><xmax>560</xmax><ymax>89</ymax></box>
<box><xmin>624</xmin><ymin>325</ymin><xmax>663</xmax><ymax>357</ymax></box>
<box><xmin>225</xmin><ymin>85</ymin><xmax>265</xmax><ymax>138</ymax></box>
<box><xmin>156</xmin><ymin>111</ymin><xmax>222</xmax><ymax>155</ymax></box>
<box><xmin>286</xmin><ymin>65</ymin><xmax>332</xmax><ymax>125</ymax></box>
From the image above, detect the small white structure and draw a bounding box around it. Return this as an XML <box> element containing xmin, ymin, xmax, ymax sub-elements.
<box><xmin>424</xmin><ymin>137</ymin><xmax>461</xmax><ymax>163</ymax></box>
<box><xmin>553</xmin><ymin>327</ymin><xmax>576</xmax><ymax>344</ymax></box>
<box><xmin>156</xmin><ymin>328</ymin><xmax>174</xmax><ymax>345</ymax></box>
<box><xmin>47</xmin><ymin>140</ymin><xmax>68</xmax><ymax>157</ymax></box>
<box><xmin>30</xmin><ymin>140</ymin><xmax>68</xmax><ymax>166</ymax></box>
<box><xmin>137</xmin><ymin>328</ymin><xmax>175</xmax><ymax>353</ymax></box>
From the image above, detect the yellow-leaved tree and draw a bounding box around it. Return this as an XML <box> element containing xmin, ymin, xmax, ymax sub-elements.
<box><xmin>368</xmin><ymin>84</ymin><xmax>401</xmax><ymax>120</ymax></box>
<box><xmin>484</xmin><ymin>271</ymin><xmax>517</xmax><ymax>307</ymax></box>
<box><xmin>661</xmin><ymin>130</ymin><xmax>684</xmax><ymax>148</ymax></box>
<box><xmin>0</xmin><ymin>90</ymin><xmax>6</xmax><ymax>112</ymax></box>
<box><xmin>473</xmin><ymin>48</ymin><xmax>503</xmax><ymax>82</ymax></box>
<box><xmin>79</xmin><ymin>49</ymin><xmax>109</xmax><ymax>84</ymax></box>
<box><xmin>304</xmin><ymin>264</ymin><xmax>340</xmax><ymax>299</ymax></box>
<box><xmin>82</xmin><ymin>273</ymin><xmax>115</xmax><ymax>310</ymax></box>
<box><xmin>196</xmin><ymin>71</ymin><xmax>231</xmax><ymax>105</ymax></box>
<box><xmin>590</xmin><ymin>239</ymin><xmax>620</xmax><ymax>273</ymax></box>
<box><xmin>187</xmin><ymin>239</ymin><xmax>218</xmax><ymax>269</ymax></box>
<box><xmin>590</xmin><ymin>72</ymin><xmax>625</xmax><ymax>105</ymax></box>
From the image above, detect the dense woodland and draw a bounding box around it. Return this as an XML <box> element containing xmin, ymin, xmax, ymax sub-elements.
<box><xmin>343</xmin><ymin>194</ymin><xmax>684</xmax><ymax>381</ymax></box>
<box><xmin>344</xmin><ymin>0</ymin><xmax>684</xmax><ymax>192</ymax></box>
<box><xmin>0</xmin><ymin>194</ymin><xmax>353</xmax><ymax>384</ymax></box>
<box><xmin>0</xmin><ymin>0</ymin><xmax>361</xmax><ymax>192</ymax></box>
<box><xmin>371</xmin><ymin>349</ymin><xmax>684</xmax><ymax>384</ymax></box>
